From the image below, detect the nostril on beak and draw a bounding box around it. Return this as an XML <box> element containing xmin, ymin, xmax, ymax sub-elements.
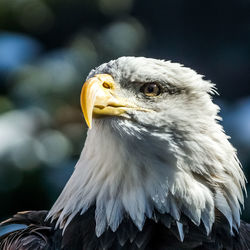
<box><xmin>102</xmin><ymin>82</ymin><xmax>111</xmax><ymax>89</ymax></box>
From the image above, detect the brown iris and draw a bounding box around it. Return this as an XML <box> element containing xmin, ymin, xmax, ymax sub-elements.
<box><xmin>140</xmin><ymin>83</ymin><xmax>161</xmax><ymax>96</ymax></box>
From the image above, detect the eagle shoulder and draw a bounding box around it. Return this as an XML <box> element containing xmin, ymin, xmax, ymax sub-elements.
<box><xmin>0</xmin><ymin>210</ymin><xmax>60</xmax><ymax>250</ymax></box>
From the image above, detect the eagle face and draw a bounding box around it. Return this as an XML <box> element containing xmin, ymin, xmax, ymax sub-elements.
<box><xmin>48</xmin><ymin>56</ymin><xmax>245</xmax><ymax>239</ymax></box>
<box><xmin>83</xmin><ymin>56</ymin><xmax>217</xmax><ymax>132</ymax></box>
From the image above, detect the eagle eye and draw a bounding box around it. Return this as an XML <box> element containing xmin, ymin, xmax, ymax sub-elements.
<box><xmin>140</xmin><ymin>83</ymin><xmax>161</xmax><ymax>97</ymax></box>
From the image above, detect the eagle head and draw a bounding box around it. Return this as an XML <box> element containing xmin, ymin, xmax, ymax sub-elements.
<box><xmin>48</xmin><ymin>57</ymin><xmax>245</xmax><ymax>238</ymax></box>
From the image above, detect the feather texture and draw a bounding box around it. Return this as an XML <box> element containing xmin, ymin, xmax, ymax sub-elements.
<box><xmin>47</xmin><ymin>57</ymin><xmax>245</xmax><ymax>240</ymax></box>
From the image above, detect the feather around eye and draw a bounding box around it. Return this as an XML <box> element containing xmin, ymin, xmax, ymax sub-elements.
<box><xmin>139</xmin><ymin>82</ymin><xmax>181</xmax><ymax>97</ymax></box>
<box><xmin>166</xmin><ymin>86</ymin><xmax>181</xmax><ymax>95</ymax></box>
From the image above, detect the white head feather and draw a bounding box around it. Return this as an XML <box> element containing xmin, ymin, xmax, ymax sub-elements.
<box><xmin>47</xmin><ymin>57</ymin><xmax>246</xmax><ymax>237</ymax></box>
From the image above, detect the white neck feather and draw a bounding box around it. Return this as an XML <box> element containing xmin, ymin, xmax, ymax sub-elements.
<box><xmin>47</xmin><ymin>118</ymin><xmax>245</xmax><ymax>237</ymax></box>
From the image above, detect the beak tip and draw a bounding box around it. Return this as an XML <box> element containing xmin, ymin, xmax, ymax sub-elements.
<box><xmin>85</xmin><ymin>117</ymin><xmax>92</xmax><ymax>129</ymax></box>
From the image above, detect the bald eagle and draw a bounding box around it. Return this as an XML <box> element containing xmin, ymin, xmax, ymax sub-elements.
<box><xmin>0</xmin><ymin>57</ymin><xmax>249</xmax><ymax>250</ymax></box>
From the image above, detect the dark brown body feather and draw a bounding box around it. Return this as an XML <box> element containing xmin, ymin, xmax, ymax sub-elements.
<box><xmin>1</xmin><ymin>209</ymin><xmax>250</xmax><ymax>250</ymax></box>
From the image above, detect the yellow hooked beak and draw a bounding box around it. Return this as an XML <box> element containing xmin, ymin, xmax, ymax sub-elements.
<box><xmin>80</xmin><ymin>74</ymin><xmax>148</xmax><ymax>128</ymax></box>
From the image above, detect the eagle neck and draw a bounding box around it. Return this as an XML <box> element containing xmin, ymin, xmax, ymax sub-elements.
<box><xmin>47</xmin><ymin>119</ymin><xmax>245</xmax><ymax>238</ymax></box>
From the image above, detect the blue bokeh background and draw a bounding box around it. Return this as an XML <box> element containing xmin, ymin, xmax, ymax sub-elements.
<box><xmin>0</xmin><ymin>0</ymin><xmax>249</xmax><ymax>225</ymax></box>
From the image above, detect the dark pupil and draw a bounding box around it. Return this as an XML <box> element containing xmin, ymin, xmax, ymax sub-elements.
<box><xmin>147</xmin><ymin>84</ymin><xmax>155</xmax><ymax>93</ymax></box>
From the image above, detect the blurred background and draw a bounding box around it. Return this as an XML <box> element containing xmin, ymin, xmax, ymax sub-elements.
<box><xmin>0</xmin><ymin>0</ymin><xmax>250</xmax><ymax>224</ymax></box>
